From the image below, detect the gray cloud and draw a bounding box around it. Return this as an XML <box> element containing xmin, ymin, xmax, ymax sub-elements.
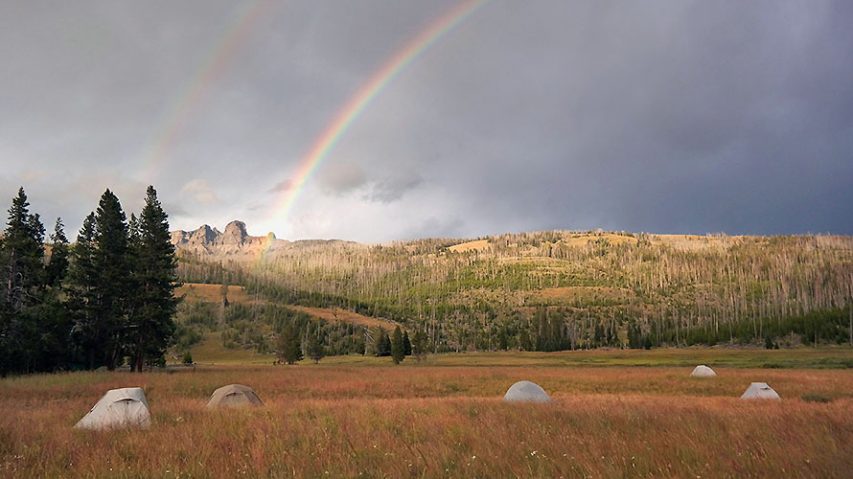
<box><xmin>1</xmin><ymin>1</ymin><xmax>851</xmax><ymax>240</ymax></box>
<box><xmin>268</xmin><ymin>179</ymin><xmax>294</xmax><ymax>193</ymax></box>
<box><xmin>317</xmin><ymin>162</ymin><xmax>368</xmax><ymax>195</ymax></box>
<box><xmin>364</xmin><ymin>172</ymin><xmax>424</xmax><ymax>203</ymax></box>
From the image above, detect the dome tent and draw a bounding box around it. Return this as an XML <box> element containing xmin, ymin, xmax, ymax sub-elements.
<box><xmin>690</xmin><ymin>365</ymin><xmax>717</xmax><ymax>378</ymax></box>
<box><xmin>207</xmin><ymin>384</ymin><xmax>263</xmax><ymax>409</ymax></box>
<box><xmin>740</xmin><ymin>382</ymin><xmax>781</xmax><ymax>400</ymax></box>
<box><xmin>75</xmin><ymin>387</ymin><xmax>151</xmax><ymax>430</ymax></box>
<box><xmin>503</xmin><ymin>381</ymin><xmax>551</xmax><ymax>403</ymax></box>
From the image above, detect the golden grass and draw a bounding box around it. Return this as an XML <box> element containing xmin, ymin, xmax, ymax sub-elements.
<box><xmin>288</xmin><ymin>305</ymin><xmax>398</xmax><ymax>331</ymax></box>
<box><xmin>189</xmin><ymin>333</ymin><xmax>275</xmax><ymax>365</ymax></box>
<box><xmin>562</xmin><ymin>233</ymin><xmax>638</xmax><ymax>248</ymax></box>
<box><xmin>1</xmin><ymin>364</ymin><xmax>851</xmax><ymax>477</ymax></box>
<box><xmin>448</xmin><ymin>239</ymin><xmax>490</xmax><ymax>253</ymax></box>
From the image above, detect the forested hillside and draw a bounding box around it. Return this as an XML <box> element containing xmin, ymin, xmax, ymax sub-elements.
<box><xmin>176</xmin><ymin>227</ymin><xmax>853</xmax><ymax>353</ymax></box>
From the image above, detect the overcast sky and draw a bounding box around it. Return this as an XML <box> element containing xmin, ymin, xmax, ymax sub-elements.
<box><xmin>2</xmin><ymin>0</ymin><xmax>852</xmax><ymax>242</ymax></box>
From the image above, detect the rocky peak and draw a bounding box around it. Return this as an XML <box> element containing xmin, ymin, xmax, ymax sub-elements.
<box><xmin>221</xmin><ymin>220</ymin><xmax>248</xmax><ymax>246</ymax></box>
<box><xmin>188</xmin><ymin>224</ymin><xmax>218</xmax><ymax>246</ymax></box>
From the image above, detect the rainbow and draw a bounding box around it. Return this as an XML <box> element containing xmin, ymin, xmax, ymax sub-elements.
<box><xmin>267</xmin><ymin>0</ymin><xmax>489</xmax><ymax>232</ymax></box>
<box><xmin>140</xmin><ymin>0</ymin><xmax>277</xmax><ymax>182</ymax></box>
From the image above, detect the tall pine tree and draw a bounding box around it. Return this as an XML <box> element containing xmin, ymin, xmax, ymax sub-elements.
<box><xmin>68</xmin><ymin>213</ymin><xmax>100</xmax><ymax>369</ymax></box>
<box><xmin>0</xmin><ymin>188</ymin><xmax>46</xmax><ymax>374</ymax></box>
<box><xmin>92</xmin><ymin>190</ymin><xmax>130</xmax><ymax>370</ymax></box>
<box><xmin>391</xmin><ymin>326</ymin><xmax>404</xmax><ymax>364</ymax></box>
<box><xmin>126</xmin><ymin>187</ymin><xmax>179</xmax><ymax>371</ymax></box>
<box><xmin>34</xmin><ymin>218</ymin><xmax>72</xmax><ymax>371</ymax></box>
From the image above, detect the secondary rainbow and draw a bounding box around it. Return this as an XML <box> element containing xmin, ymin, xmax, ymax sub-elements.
<box><xmin>140</xmin><ymin>0</ymin><xmax>277</xmax><ymax>182</ymax></box>
<box><xmin>268</xmin><ymin>0</ymin><xmax>488</xmax><ymax>230</ymax></box>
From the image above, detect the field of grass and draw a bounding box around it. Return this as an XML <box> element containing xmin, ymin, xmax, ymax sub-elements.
<box><xmin>1</xmin><ymin>349</ymin><xmax>851</xmax><ymax>477</ymax></box>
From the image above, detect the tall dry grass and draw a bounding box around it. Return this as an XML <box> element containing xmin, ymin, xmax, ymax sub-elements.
<box><xmin>1</xmin><ymin>366</ymin><xmax>851</xmax><ymax>477</ymax></box>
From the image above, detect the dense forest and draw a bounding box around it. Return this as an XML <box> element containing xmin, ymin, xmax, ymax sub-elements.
<box><xmin>0</xmin><ymin>187</ymin><xmax>178</xmax><ymax>375</ymax></box>
<box><xmin>177</xmin><ymin>230</ymin><xmax>853</xmax><ymax>354</ymax></box>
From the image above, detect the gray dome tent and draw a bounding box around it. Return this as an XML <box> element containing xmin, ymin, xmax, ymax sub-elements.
<box><xmin>503</xmin><ymin>381</ymin><xmax>551</xmax><ymax>403</ymax></box>
<box><xmin>740</xmin><ymin>382</ymin><xmax>780</xmax><ymax>400</ymax></box>
<box><xmin>207</xmin><ymin>384</ymin><xmax>263</xmax><ymax>409</ymax></box>
<box><xmin>75</xmin><ymin>387</ymin><xmax>151</xmax><ymax>430</ymax></box>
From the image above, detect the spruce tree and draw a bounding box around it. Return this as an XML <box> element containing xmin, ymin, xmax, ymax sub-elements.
<box><xmin>306</xmin><ymin>323</ymin><xmax>325</xmax><ymax>363</ymax></box>
<box><xmin>402</xmin><ymin>330</ymin><xmax>412</xmax><ymax>356</ymax></box>
<box><xmin>68</xmin><ymin>213</ymin><xmax>100</xmax><ymax>369</ymax></box>
<box><xmin>92</xmin><ymin>190</ymin><xmax>130</xmax><ymax>370</ymax></box>
<box><xmin>46</xmin><ymin>218</ymin><xmax>69</xmax><ymax>288</ymax></box>
<box><xmin>411</xmin><ymin>329</ymin><xmax>427</xmax><ymax>362</ymax></box>
<box><xmin>38</xmin><ymin>218</ymin><xmax>72</xmax><ymax>371</ymax></box>
<box><xmin>391</xmin><ymin>326</ymin><xmax>404</xmax><ymax>364</ymax></box>
<box><xmin>375</xmin><ymin>328</ymin><xmax>391</xmax><ymax>356</ymax></box>
<box><xmin>276</xmin><ymin>323</ymin><xmax>302</xmax><ymax>364</ymax></box>
<box><xmin>0</xmin><ymin>188</ymin><xmax>46</xmax><ymax>374</ymax></box>
<box><xmin>2</xmin><ymin>188</ymin><xmax>45</xmax><ymax>312</ymax></box>
<box><xmin>126</xmin><ymin>187</ymin><xmax>179</xmax><ymax>371</ymax></box>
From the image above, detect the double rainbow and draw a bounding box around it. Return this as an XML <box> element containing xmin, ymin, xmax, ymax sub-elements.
<box><xmin>138</xmin><ymin>0</ymin><xmax>488</xmax><ymax>237</ymax></box>
<box><xmin>267</xmin><ymin>0</ymin><xmax>488</xmax><ymax>232</ymax></box>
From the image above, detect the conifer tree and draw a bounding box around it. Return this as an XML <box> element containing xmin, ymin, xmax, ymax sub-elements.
<box><xmin>375</xmin><ymin>328</ymin><xmax>391</xmax><ymax>356</ymax></box>
<box><xmin>126</xmin><ymin>187</ymin><xmax>179</xmax><ymax>371</ymax></box>
<box><xmin>46</xmin><ymin>218</ymin><xmax>69</xmax><ymax>288</ymax></box>
<box><xmin>402</xmin><ymin>330</ymin><xmax>412</xmax><ymax>356</ymax></box>
<box><xmin>276</xmin><ymin>323</ymin><xmax>302</xmax><ymax>364</ymax></box>
<box><xmin>68</xmin><ymin>213</ymin><xmax>99</xmax><ymax>369</ymax></box>
<box><xmin>391</xmin><ymin>325</ymin><xmax>404</xmax><ymax>364</ymax></box>
<box><xmin>411</xmin><ymin>328</ymin><xmax>427</xmax><ymax>362</ymax></box>
<box><xmin>0</xmin><ymin>188</ymin><xmax>46</xmax><ymax>374</ymax></box>
<box><xmin>2</xmin><ymin>188</ymin><xmax>44</xmax><ymax>312</ymax></box>
<box><xmin>306</xmin><ymin>323</ymin><xmax>325</xmax><ymax>363</ymax></box>
<box><xmin>92</xmin><ymin>190</ymin><xmax>130</xmax><ymax>370</ymax></box>
<box><xmin>38</xmin><ymin>218</ymin><xmax>72</xmax><ymax>371</ymax></box>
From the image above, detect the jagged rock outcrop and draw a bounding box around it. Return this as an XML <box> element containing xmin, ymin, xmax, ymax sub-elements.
<box><xmin>221</xmin><ymin>221</ymin><xmax>248</xmax><ymax>246</ymax></box>
<box><xmin>171</xmin><ymin>220</ymin><xmax>286</xmax><ymax>257</ymax></box>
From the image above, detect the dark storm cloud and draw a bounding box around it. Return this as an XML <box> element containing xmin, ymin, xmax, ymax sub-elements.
<box><xmin>365</xmin><ymin>172</ymin><xmax>424</xmax><ymax>203</ymax></box>
<box><xmin>1</xmin><ymin>1</ymin><xmax>851</xmax><ymax>240</ymax></box>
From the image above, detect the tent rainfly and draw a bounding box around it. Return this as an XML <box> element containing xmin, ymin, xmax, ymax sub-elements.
<box><xmin>740</xmin><ymin>382</ymin><xmax>781</xmax><ymax>400</ymax></box>
<box><xmin>207</xmin><ymin>384</ymin><xmax>263</xmax><ymax>409</ymax></box>
<box><xmin>74</xmin><ymin>387</ymin><xmax>151</xmax><ymax>430</ymax></box>
<box><xmin>690</xmin><ymin>365</ymin><xmax>717</xmax><ymax>378</ymax></box>
<box><xmin>503</xmin><ymin>380</ymin><xmax>551</xmax><ymax>403</ymax></box>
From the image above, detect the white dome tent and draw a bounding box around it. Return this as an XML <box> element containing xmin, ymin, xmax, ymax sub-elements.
<box><xmin>503</xmin><ymin>381</ymin><xmax>551</xmax><ymax>403</ymax></box>
<box><xmin>690</xmin><ymin>365</ymin><xmax>717</xmax><ymax>378</ymax></box>
<box><xmin>75</xmin><ymin>387</ymin><xmax>151</xmax><ymax>430</ymax></box>
<box><xmin>740</xmin><ymin>382</ymin><xmax>781</xmax><ymax>400</ymax></box>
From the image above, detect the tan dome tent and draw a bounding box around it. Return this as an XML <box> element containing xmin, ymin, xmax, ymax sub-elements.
<box><xmin>740</xmin><ymin>382</ymin><xmax>781</xmax><ymax>400</ymax></box>
<box><xmin>207</xmin><ymin>384</ymin><xmax>263</xmax><ymax>409</ymax></box>
<box><xmin>74</xmin><ymin>387</ymin><xmax>151</xmax><ymax>430</ymax></box>
<box><xmin>690</xmin><ymin>365</ymin><xmax>717</xmax><ymax>378</ymax></box>
<box><xmin>503</xmin><ymin>381</ymin><xmax>551</xmax><ymax>403</ymax></box>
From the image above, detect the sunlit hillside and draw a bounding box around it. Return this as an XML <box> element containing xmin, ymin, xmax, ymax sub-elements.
<box><xmin>174</xmin><ymin>228</ymin><xmax>853</xmax><ymax>354</ymax></box>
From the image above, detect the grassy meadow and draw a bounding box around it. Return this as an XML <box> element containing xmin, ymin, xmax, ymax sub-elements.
<box><xmin>1</xmin><ymin>349</ymin><xmax>852</xmax><ymax>478</ymax></box>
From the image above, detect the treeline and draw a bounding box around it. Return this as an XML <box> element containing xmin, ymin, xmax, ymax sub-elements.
<box><xmin>0</xmin><ymin>186</ymin><xmax>178</xmax><ymax>376</ymax></box>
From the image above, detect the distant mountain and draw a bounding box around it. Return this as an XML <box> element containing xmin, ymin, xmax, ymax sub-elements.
<box><xmin>170</xmin><ymin>220</ymin><xmax>284</xmax><ymax>256</ymax></box>
<box><xmin>170</xmin><ymin>220</ymin><xmax>360</xmax><ymax>257</ymax></box>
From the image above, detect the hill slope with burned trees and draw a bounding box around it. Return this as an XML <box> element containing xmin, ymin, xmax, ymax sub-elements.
<box><xmin>174</xmin><ymin>224</ymin><xmax>853</xmax><ymax>353</ymax></box>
